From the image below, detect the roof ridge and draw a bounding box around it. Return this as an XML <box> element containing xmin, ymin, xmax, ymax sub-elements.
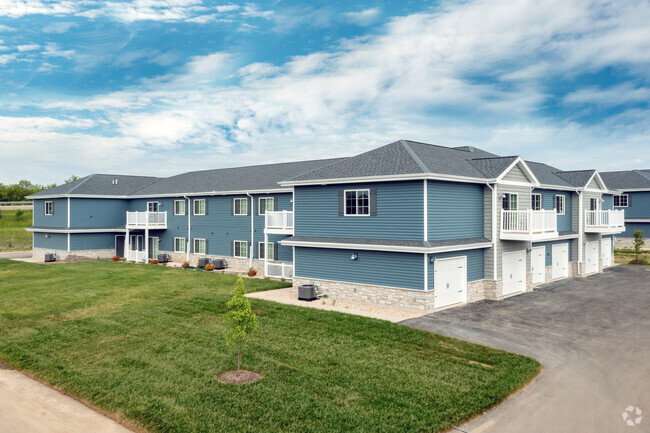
<box><xmin>469</xmin><ymin>155</ymin><xmax>517</xmax><ymax>161</ymax></box>
<box><xmin>400</xmin><ymin>140</ymin><xmax>429</xmax><ymax>174</ymax></box>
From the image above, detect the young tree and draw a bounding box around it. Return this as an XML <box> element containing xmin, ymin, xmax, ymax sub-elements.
<box><xmin>633</xmin><ymin>229</ymin><xmax>645</xmax><ymax>262</ymax></box>
<box><xmin>223</xmin><ymin>277</ymin><xmax>257</xmax><ymax>370</ymax></box>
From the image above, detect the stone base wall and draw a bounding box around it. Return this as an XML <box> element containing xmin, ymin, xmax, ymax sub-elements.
<box><xmin>467</xmin><ymin>280</ymin><xmax>487</xmax><ymax>303</ymax></box>
<box><xmin>159</xmin><ymin>250</ymin><xmax>267</xmax><ymax>275</ymax></box>
<box><xmin>483</xmin><ymin>279</ymin><xmax>503</xmax><ymax>300</ymax></box>
<box><xmin>543</xmin><ymin>262</ymin><xmax>578</xmax><ymax>283</ymax></box>
<box><xmin>614</xmin><ymin>237</ymin><xmax>650</xmax><ymax>249</ymax></box>
<box><xmin>32</xmin><ymin>247</ymin><xmax>114</xmax><ymax>262</ymax></box>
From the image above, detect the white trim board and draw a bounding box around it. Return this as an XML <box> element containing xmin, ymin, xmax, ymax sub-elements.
<box><xmin>27</xmin><ymin>227</ymin><xmax>127</xmax><ymax>233</ymax></box>
<box><xmin>279</xmin><ymin>239</ymin><xmax>493</xmax><ymax>254</ymax></box>
<box><xmin>280</xmin><ymin>172</ymin><xmax>496</xmax><ymax>187</ymax></box>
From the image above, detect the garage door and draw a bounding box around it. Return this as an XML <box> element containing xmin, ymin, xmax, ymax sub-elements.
<box><xmin>434</xmin><ymin>256</ymin><xmax>467</xmax><ymax>309</ymax></box>
<box><xmin>552</xmin><ymin>243</ymin><xmax>569</xmax><ymax>280</ymax></box>
<box><xmin>531</xmin><ymin>246</ymin><xmax>545</xmax><ymax>285</ymax></box>
<box><xmin>502</xmin><ymin>250</ymin><xmax>526</xmax><ymax>296</ymax></box>
<box><xmin>601</xmin><ymin>238</ymin><xmax>612</xmax><ymax>267</ymax></box>
<box><xmin>585</xmin><ymin>241</ymin><xmax>599</xmax><ymax>275</ymax></box>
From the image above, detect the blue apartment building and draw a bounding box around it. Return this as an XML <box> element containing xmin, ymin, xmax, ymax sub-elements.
<box><xmin>601</xmin><ymin>169</ymin><xmax>650</xmax><ymax>247</ymax></box>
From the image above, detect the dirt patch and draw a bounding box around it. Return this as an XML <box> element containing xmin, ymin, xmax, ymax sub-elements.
<box><xmin>0</xmin><ymin>360</ymin><xmax>14</xmax><ymax>370</ymax></box>
<box><xmin>628</xmin><ymin>260</ymin><xmax>647</xmax><ymax>265</ymax></box>
<box><xmin>217</xmin><ymin>370</ymin><xmax>262</xmax><ymax>384</ymax></box>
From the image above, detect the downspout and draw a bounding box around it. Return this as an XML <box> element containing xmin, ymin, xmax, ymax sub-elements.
<box><xmin>67</xmin><ymin>197</ymin><xmax>71</xmax><ymax>252</ymax></box>
<box><xmin>184</xmin><ymin>195</ymin><xmax>191</xmax><ymax>262</ymax></box>
<box><xmin>486</xmin><ymin>182</ymin><xmax>497</xmax><ymax>280</ymax></box>
<box><xmin>577</xmin><ymin>190</ymin><xmax>583</xmax><ymax>275</ymax></box>
<box><xmin>246</xmin><ymin>193</ymin><xmax>254</xmax><ymax>269</ymax></box>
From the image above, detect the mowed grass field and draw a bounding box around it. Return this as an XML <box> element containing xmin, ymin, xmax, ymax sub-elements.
<box><xmin>0</xmin><ymin>209</ymin><xmax>32</xmax><ymax>252</ymax></box>
<box><xmin>0</xmin><ymin>260</ymin><xmax>540</xmax><ymax>433</ymax></box>
<box><xmin>615</xmin><ymin>248</ymin><xmax>650</xmax><ymax>265</ymax></box>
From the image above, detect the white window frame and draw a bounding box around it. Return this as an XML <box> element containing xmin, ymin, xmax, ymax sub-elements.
<box><xmin>174</xmin><ymin>237</ymin><xmax>186</xmax><ymax>253</ymax></box>
<box><xmin>193</xmin><ymin>238</ymin><xmax>206</xmax><ymax>254</ymax></box>
<box><xmin>258</xmin><ymin>242</ymin><xmax>274</xmax><ymax>260</ymax></box>
<box><xmin>147</xmin><ymin>201</ymin><xmax>159</xmax><ymax>212</ymax></box>
<box><xmin>555</xmin><ymin>195</ymin><xmax>566</xmax><ymax>215</ymax></box>
<box><xmin>344</xmin><ymin>189</ymin><xmax>371</xmax><ymax>216</ymax></box>
<box><xmin>614</xmin><ymin>194</ymin><xmax>628</xmax><ymax>208</ymax></box>
<box><xmin>531</xmin><ymin>193</ymin><xmax>542</xmax><ymax>211</ymax></box>
<box><xmin>590</xmin><ymin>197</ymin><xmax>600</xmax><ymax>211</ymax></box>
<box><xmin>173</xmin><ymin>199</ymin><xmax>186</xmax><ymax>215</ymax></box>
<box><xmin>258</xmin><ymin>197</ymin><xmax>274</xmax><ymax>215</ymax></box>
<box><xmin>44</xmin><ymin>201</ymin><xmax>53</xmax><ymax>215</ymax></box>
<box><xmin>502</xmin><ymin>192</ymin><xmax>518</xmax><ymax>211</ymax></box>
<box><xmin>233</xmin><ymin>240</ymin><xmax>248</xmax><ymax>258</ymax></box>
<box><xmin>193</xmin><ymin>199</ymin><xmax>206</xmax><ymax>215</ymax></box>
<box><xmin>233</xmin><ymin>198</ymin><xmax>247</xmax><ymax>216</ymax></box>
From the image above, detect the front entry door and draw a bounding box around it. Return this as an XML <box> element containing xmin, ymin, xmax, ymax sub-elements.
<box><xmin>115</xmin><ymin>235</ymin><xmax>125</xmax><ymax>258</ymax></box>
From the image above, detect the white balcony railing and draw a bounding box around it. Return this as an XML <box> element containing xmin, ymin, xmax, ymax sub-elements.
<box><xmin>585</xmin><ymin>210</ymin><xmax>625</xmax><ymax>232</ymax></box>
<box><xmin>126</xmin><ymin>250</ymin><xmax>146</xmax><ymax>263</ymax></box>
<box><xmin>126</xmin><ymin>211</ymin><xmax>167</xmax><ymax>228</ymax></box>
<box><xmin>501</xmin><ymin>209</ymin><xmax>558</xmax><ymax>240</ymax></box>
<box><xmin>265</xmin><ymin>210</ymin><xmax>293</xmax><ymax>233</ymax></box>
<box><xmin>265</xmin><ymin>262</ymin><xmax>294</xmax><ymax>280</ymax></box>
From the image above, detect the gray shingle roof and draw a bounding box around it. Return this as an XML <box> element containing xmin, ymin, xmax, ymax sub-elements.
<box><xmin>281</xmin><ymin>236</ymin><xmax>491</xmax><ymax>249</ymax></box>
<box><xmin>468</xmin><ymin>156</ymin><xmax>519</xmax><ymax>178</ymax></box>
<box><xmin>29</xmin><ymin>174</ymin><xmax>160</xmax><ymax>197</ymax></box>
<box><xmin>526</xmin><ymin>161</ymin><xmax>575</xmax><ymax>188</ymax></box>
<box><xmin>600</xmin><ymin>170</ymin><xmax>650</xmax><ymax>190</ymax></box>
<box><xmin>554</xmin><ymin>170</ymin><xmax>596</xmax><ymax>188</ymax></box>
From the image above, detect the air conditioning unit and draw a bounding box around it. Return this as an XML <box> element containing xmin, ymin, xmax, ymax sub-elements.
<box><xmin>198</xmin><ymin>258</ymin><xmax>211</xmax><ymax>269</ymax></box>
<box><xmin>298</xmin><ymin>284</ymin><xmax>317</xmax><ymax>301</ymax></box>
<box><xmin>44</xmin><ymin>253</ymin><xmax>56</xmax><ymax>263</ymax></box>
<box><xmin>157</xmin><ymin>253</ymin><xmax>171</xmax><ymax>263</ymax></box>
<box><xmin>213</xmin><ymin>259</ymin><xmax>227</xmax><ymax>270</ymax></box>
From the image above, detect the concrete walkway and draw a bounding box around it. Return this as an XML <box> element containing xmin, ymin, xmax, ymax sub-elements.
<box><xmin>403</xmin><ymin>265</ymin><xmax>650</xmax><ymax>433</ymax></box>
<box><xmin>0</xmin><ymin>251</ymin><xmax>32</xmax><ymax>260</ymax></box>
<box><xmin>0</xmin><ymin>364</ymin><xmax>134</xmax><ymax>433</ymax></box>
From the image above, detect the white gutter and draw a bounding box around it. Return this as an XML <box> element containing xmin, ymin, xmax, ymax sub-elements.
<box><xmin>246</xmin><ymin>193</ymin><xmax>254</xmax><ymax>269</ymax></box>
<box><xmin>67</xmin><ymin>197</ymin><xmax>71</xmax><ymax>251</ymax></box>
<box><xmin>577</xmin><ymin>190</ymin><xmax>583</xmax><ymax>275</ymax></box>
<box><xmin>486</xmin><ymin>182</ymin><xmax>497</xmax><ymax>280</ymax></box>
<box><xmin>184</xmin><ymin>196</ymin><xmax>191</xmax><ymax>262</ymax></box>
<box><xmin>423</xmin><ymin>180</ymin><xmax>428</xmax><ymax>291</ymax></box>
<box><xmin>279</xmin><ymin>239</ymin><xmax>492</xmax><ymax>254</ymax></box>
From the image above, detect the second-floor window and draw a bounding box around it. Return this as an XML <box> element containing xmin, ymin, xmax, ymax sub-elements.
<box><xmin>193</xmin><ymin>199</ymin><xmax>206</xmax><ymax>215</ymax></box>
<box><xmin>590</xmin><ymin>197</ymin><xmax>600</xmax><ymax>211</ymax></box>
<box><xmin>502</xmin><ymin>193</ymin><xmax>518</xmax><ymax>210</ymax></box>
<box><xmin>233</xmin><ymin>198</ymin><xmax>248</xmax><ymax>215</ymax></box>
<box><xmin>174</xmin><ymin>200</ymin><xmax>186</xmax><ymax>215</ymax></box>
<box><xmin>614</xmin><ymin>194</ymin><xmax>628</xmax><ymax>207</ymax></box>
<box><xmin>531</xmin><ymin>194</ymin><xmax>542</xmax><ymax>211</ymax></box>
<box><xmin>555</xmin><ymin>195</ymin><xmax>566</xmax><ymax>215</ymax></box>
<box><xmin>258</xmin><ymin>197</ymin><xmax>274</xmax><ymax>215</ymax></box>
<box><xmin>147</xmin><ymin>202</ymin><xmax>159</xmax><ymax>212</ymax></box>
<box><xmin>44</xmin><ymin>201</ymin><xmax>53</xmax><ymax>215</ymax></box>
<box><xmin>345</xmin><ymin>189</ymin><xmax>370</xmax><ymax>216</ymax></box>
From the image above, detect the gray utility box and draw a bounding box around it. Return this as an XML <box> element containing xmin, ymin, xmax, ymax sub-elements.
<box><xmin>298</xmin><ymin>284</ymin><xmax>317</xmax><ymax>301</ymax></box>
<box><xmin>198</xmin><ymin>258</ymin><xmax>211</xmax><ymax>268</ymax></box>
<box><xmin>44</xmin><ymin>253</ymin><xmax>56</xmax><ymax>263</ymax></box>
<box><xmin>213</xmin><ymin>259</ymin><xmax>227</xmax><ymax>270</ymax></box>
<box><xmin>157</xmin><ymin>253</ymin><xmax>171</xmax><ymax>263</ymax></box>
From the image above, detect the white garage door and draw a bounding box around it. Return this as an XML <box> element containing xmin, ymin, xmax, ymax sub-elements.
<box><xmin>585</xmin><ymin>241</ymin><xmax>599</xmax><ymax>275</ymax></box>
<box><xmin>531</xmin><ymin>246</ymin><xmax>545</xmax><ymax>285</ymax></box>
<box><xmin>434</xmin><ymin>256</ymin><xmax>467</xmax><ymax>309</ymax></box>
<box><xmin>601</xmin><ymin>238</ymin><xmax>612</xmax><ymax>267</ymax></box>
<box><xmin>502</xmin><ymin>250</ymin><xmax>526</xmax><ymax>296</ymax></box>
<box><xmin>552</xmin><ymin>243</ymin><xmax>569</xmax><ymax>280</ymax></box>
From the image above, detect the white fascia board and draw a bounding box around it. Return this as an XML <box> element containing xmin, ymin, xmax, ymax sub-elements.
<box><xmin>279</xmin><ymin>239</ymin><xmax>492</xmax><ymax>254</ymax></box>
<box><xmin>584</xmin><ymin>171</ymin><xmax>607</xmax><ymax>191</ymax></box>
<box><xmin>26</xmin><ymin>227</ymin><xmax>127</xmax><ymax>233</ymax></box>
<box><xmin>535</xmin><ymin>184</ymin><xmax>578</xmax><ymax>192</ymax></box>
<box><xmin>279</xmin><ymin>173</ymin><xmax>493</xmax><ymax>187</ymax></box>
<box><xmin>495</xmin><ymin>157</ymin><xmax>541</xmax><ymax>186</ymax></box>
<box><xmin>625</xmin><ymin>218</ymin><xmax>650</xmax><ymax>223</ymax></box>
<box><xmin>128</xmin><ymin>189</ymin><xmax>291</xmax><ymax>198</ymax></box>
<box><xmin>618</xmin><ymin>188</ymin><xmax>650</xmax><ymax>192</ymax></box>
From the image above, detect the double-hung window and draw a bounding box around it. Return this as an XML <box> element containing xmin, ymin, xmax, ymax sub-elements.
<box><xmin>555</xmin><ymin>195</ymin><xmax>566</xmax><ymax>215</ymax></box>
<box><xmin>258</xmin><ymin>242</ymin><xmax>274</xmax><ymax>260</ymax></box>
<box><xmin>174</xmin><ymin>237</ymin><xmax>186</xmax><ymax>253</ymax></box>
<box><xmin>258</xmin><ymin>197</ymin><xmax>274</xmax><ymax>215</ymax></box>
<box><xmin>194</xmin><ymin>238</ymin><xmax>206</xmax><ymax>254</ymax></box>
<box><xmin>614</xmin><ymin>194</ymin><xmax>628</xmax><ymax>207</ymax></box>
<box><xmin>234</xmin><ymin>241</ymin><xmax>248</xmax><ymax>258</ymax></box>
<box><xmin>345</xmin><ymin>189</ymin><xmax>370</xmax><ymax>216</ymax></box>
<box><xmin>233</xmin><ymin>198</ymin><xmax>247</xmax><ymax>216</ymax></box>
<box><xmin>44</xmin><ymin>201</ymin><xmax>53</xmax><ymax>215</ymax></box>
<box><xmin>502</xmin><ymin>193</ymin><xmax>518</xmax><ymax>210</ymax></box>
<box><xmin>193</xmin><ymin>199</ymin><xmax>206</xmax><ymax>215</ymax></box>
<box><xmin>147</xmin><ymin>202</ymin><xmax>159</xmax><ymax>212</ymax></box>
<box><xmin>590</xmin><ymin>197</ymin><xmax>599</xmax><ymax>211</ymax></box>
<box><xmin>531</xmin><ymin>194</ymin><xmax>542</xmax><ymax>211</ymax></box>
<box><xmin>174</xmin><ymin>200</ymin><xmax>186</xmax><ymax>215</ymax></box>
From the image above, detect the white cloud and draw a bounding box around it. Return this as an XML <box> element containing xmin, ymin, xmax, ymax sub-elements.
<box><xmin>215</xmin><ymin>4</ymin><xmax>238</xmax><ymax>13</ymax></box>
<box><xmin>0</xmin><ymin>1</ymin><xmax>79</xmax><ymax>18</ymax></box>
<box><xmin>42</xmin><ymin>42</ymin><xmax>75</xmax><ymax>58</ymax></box>
<box><xmin>565</xmin><ymin>83</ymin><xmax>650</xmax><ymax>106</ymax></box>
<box><xmin>0</xmin><ymin>53</ymin><xmax>18</xmax><ymax>64</ymax></box>
<box><xmin>342</xmin><ymin>7</ymin><xmax>381</xmax><ymax>26</ymax></box>
<box><xmin>17</xmin><ymin>43</ymin><xmax>41</xmax><ymax>52</ymax></box>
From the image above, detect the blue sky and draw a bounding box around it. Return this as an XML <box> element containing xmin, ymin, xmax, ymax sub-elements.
<box><xmin>1</xmin><ymin>0</ymin><xmax>649</xmax><ymax>184</ymax></box>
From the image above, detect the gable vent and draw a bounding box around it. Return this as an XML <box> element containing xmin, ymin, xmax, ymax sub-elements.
<box><xmin>112</xmin><ymin>179</ymin><xmax>119</xmax><ymax>185</ymax></box>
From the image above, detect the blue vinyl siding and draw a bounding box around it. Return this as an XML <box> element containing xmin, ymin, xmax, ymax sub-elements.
<box><xmin>70</xmin><ymin>233</ymin><xmax>117</xmax><ymax>250</ymax></box>
<box><xmin>534</xmin><ymin>189</ymin><xmax>572</xmax><ymax>232</ymax></box>
<box><xmin>623</xmin><ymin>191</ymin><xmax>650</xmax><ymax>218</ymax></box>
<box><xmin>532</xmin><ymin>240</ymin><xmax>573</xmax><ymax>267</ymax></box>
<box><xmin>602</xmin><ymin>195</ymin><xmax>613</xmax><ymax>210</ymax></box>
<box><xmin>267</xmin><ymin>234</ymin><xmax>293</xmax><ymax>262</ymax></box>
<box><xmin>295</xmin><ymin>247</ymin><xmax>424</xmax><ymax>290</ymax></box>
<box><xmin>33</xmin><ymin>198</ymin><xmax>68</xmax><ymax>227</ymax></box>
<box><xmin>428</xmin><ymin>181</ymin><xmax>484</xmax><ymax>240</ymax></box>
<box><xmin>427</xmin><ymin>248</ymin><xmax>485</xmax><ymax>291</ymax></box>
<box><xmin>34</xmin><ymin>232</ymin><xmax>67</xmax><ymax>250</ymax></box>
<box><xmin>294</xmin><ymin>181</ymin><xmax>423</xmax><ymax>240</ymax></box>
<box><xmin>70</xmin><ymin>198</ymin><xmax>128</xmax><ymax>228</ymax></box>
<box><xmin>620</xmin><ymin>222</ymin><xmax>650</xmax><ymax>238</ymax></box>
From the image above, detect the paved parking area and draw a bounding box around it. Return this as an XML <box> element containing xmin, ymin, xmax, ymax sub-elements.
<box><xmin>403</xmin><ymin>266</ymin><xmax>649</xmax><ymax>433</ymax></box>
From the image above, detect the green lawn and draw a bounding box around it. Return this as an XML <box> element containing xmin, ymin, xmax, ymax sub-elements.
<box><xmin>0</xmin><ymin>209</ymin><xmax>32</xmax><ymax>252</ymax></box>
<box><xmin>615</xmin><ymin>248</ymin><xmax>649</xmax><ymax>265</ymax></box>
<box><xmin>0</xmin><ymin>260</ymin><xmax>540</xmax><ymax>433</ymax></box>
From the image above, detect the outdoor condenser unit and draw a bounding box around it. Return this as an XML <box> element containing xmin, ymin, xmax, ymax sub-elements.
<box><xmin>298</xmin><ymin>284</ymin><xmax>317</xmax><ymax>301</ymax></box>
<box><xmin>212</xmin><ymin>259</ymin><xmax>227</xmax><ymax>270</ymax></box>
<box><xmin>157</xmin><ymin>253</ymin><xmax>171</xmax><ymax>263</ymax></box>
<box><xmin>198</xmin><ymin>258</ymin><xmax>211</xmax><ymax>268</ymax></box>
<box><xmin>44</xmin><ymin>253</ymin><xmax>56</xmax><ymax>263</ymax></box>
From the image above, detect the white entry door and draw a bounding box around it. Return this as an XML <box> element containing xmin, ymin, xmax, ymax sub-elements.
<box><xmin>601</xmin><ymin>238</ymin><xmax>612</xmax><ymax>267</ymax></box>
<box><xmin>502</xmin><ymin>250</ymin><xmax>526</xmax><ymax>296</ymax></box>
<box><xmin>552</xmin><ymin>243</ymin><xmax>569</xmax><ymax>280</ymax></box>
<box><xmin>434</xmin><ymin>256</ymin><xmax>467</xmax><ymax>309</ymax></box>
<box><xmin>531</xmin><ymin>247</ymin><xmax>545</xmax><ymax>285</ymax></box>
<box><xmin>585</xmin><ymin>241</ymin><xmax>599</xmax><ymax>274</ymax></box>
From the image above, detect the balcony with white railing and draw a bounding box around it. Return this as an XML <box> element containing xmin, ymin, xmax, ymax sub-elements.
<box><xmin>126</xmin><ymin>211</ymin><xmax>167</xmax><ymax>229</ymax></box>
<box><xmin>585</xmin><ymin>210</ymin><xmax>625</xmax><ymax>233</ymax></box>
<box><xmin>265</xmin><ymin>262</ymin><xmax>294</xmax><ymax>280</ymax></box>
<box><xmin>501</xmin><ymin>209</ymin><xmax>558</xmax><ymax>241</ymax></box>
<box><xmin>264</xmin><ymin>210</ymin><xmax>294</xmax><ymax>234</ymax></box>
<box><xmin>126</xmin><ymin>250</ymin><xmax>146</xmax><ymax>263</ymax></box>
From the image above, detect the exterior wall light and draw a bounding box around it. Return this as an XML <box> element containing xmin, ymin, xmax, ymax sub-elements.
<box><xmin>430</xmin><ymin>256</ymin><xmax>435</xmax><ymax>264</ymax></box>
<box><xmin>350</xmin><ymin>252</ymin><xmax>358</xmax><ymax>260</ymax></box>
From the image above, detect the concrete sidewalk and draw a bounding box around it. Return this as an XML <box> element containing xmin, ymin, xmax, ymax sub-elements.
<box><xmin>0</xmin><ymin>364</ymin><xmax>134</xmax><ymax>433</ymax></box>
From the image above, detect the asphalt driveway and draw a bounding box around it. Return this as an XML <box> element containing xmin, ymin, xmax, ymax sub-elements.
<box><xmin>402</xmin><ymin>265</ymin><xmax>649</xmax><ymax>433</ymax></box>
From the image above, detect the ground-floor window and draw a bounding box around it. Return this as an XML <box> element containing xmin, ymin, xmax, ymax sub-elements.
<box><xmin>259</xmin><ymin>242</ymin><xmax>274</xmax><ymax>260</ymax></box>
<box><xmin>174</xmin><ymin>237</ymin><xmax>186</xmax><ymax>253</ymax></box>
<box><xmin>234</xmin><ymin>240</ymin><xmax>248</xmax><ymax>258</ymax></box>
<box><xmin>194</xmin><ymin>238</ymin><xmax>206</xmax><ymax>254</ymax></box>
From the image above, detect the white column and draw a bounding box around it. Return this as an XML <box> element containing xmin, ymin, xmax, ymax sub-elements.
<box><xmin>264</xmin><ymin>231</ymin><xmax>268</xmax><ymax>277</ymax></box>
<box><xmin>125</xmin><ymin>228</ymin><xmax>130</xmax><ymax>260</ymax></box>
<box><xmin>145</xmin><ymin>228</ymin><xmax>149</xmax><ymax>262</ymax></box>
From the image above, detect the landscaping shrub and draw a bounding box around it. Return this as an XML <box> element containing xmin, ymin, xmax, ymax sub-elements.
<box><xmin>112</xmin><ymin>256</ymin><xmax>120</xmax><ymax>262</ymax></box>
<box><xmin>181</xmin><ymin>261</ymin><xmax>190</xmax><ymax>268</ymax></box>
<box><xmin>149</xmin><ymin>259</ymin><xmax>159</xmax><ymax>265</ymax></box>
<box><xmin>247</xmin><ymin>268</ymin><xmax>257</xmax><ymax>277</ymax></box>
<box><xmin>204</xmin><ymin>263</ymin><xmax>215</xmax><ymax>271</ymax></box>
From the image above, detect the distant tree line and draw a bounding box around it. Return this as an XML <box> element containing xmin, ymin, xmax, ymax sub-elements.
<box><xmin>0</xmin><ymin>176</ymin><xmax>79</xmax><ymax>202</ymax></box>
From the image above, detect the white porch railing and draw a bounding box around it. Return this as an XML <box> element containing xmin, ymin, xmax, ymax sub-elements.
<box><xmin>265</xmin><ymin>262</ymin><xmax>294</xmax><ymax>279</ymax></box>
<box><xmin>585</xmin><ymin>210</ymin><xmax>625</xmax><ymax>232</ymax></box>
<box><xmin>126</xmin><ymin>211</ymin><xmax>167</xmax><ymax>228</ymax></box>
<box><xmin>501</xmin><ymin>209</ymin><xmax>557</xmax><ymax>240</ymax></box>
<box><xmin>126</xmin><ymin>250</ymin><xmax>146</xmax><ymax>263</ymax></box>
<box><xmin>265</xmin><ymin>210</ymin><xmax>293</xmax><ymax>232</ymax></box>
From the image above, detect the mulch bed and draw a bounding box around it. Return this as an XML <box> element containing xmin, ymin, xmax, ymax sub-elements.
<box><xmin>628</xmin><ymin>260</ymin><xmax>647</xmax><ymax>265</ymax></box>
<box><xmin>217</xmin><ymin>370</ymin><xmax>262</xmax><ymax>384</ymax></box>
